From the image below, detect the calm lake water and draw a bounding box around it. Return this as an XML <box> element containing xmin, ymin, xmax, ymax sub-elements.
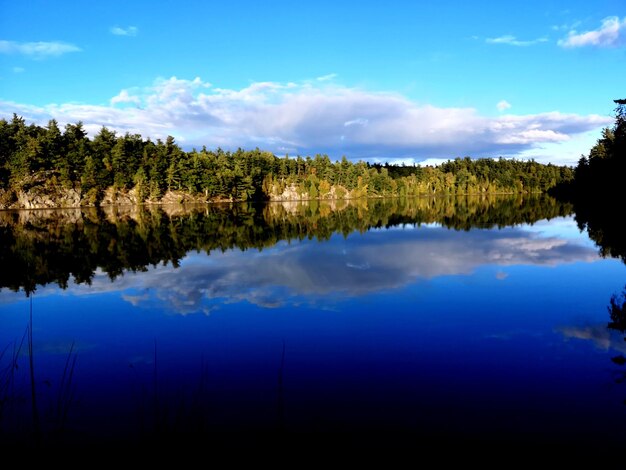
<box><xmin>1</xmin><ymin>195</ymin><xmax>625</xmax><ymax>455</ymax></box>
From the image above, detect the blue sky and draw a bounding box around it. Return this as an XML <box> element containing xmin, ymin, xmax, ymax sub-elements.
<box><xmin>0</xmin><ymin>0</ymin><xmax>624</xmax><ymax>166</ymax></box>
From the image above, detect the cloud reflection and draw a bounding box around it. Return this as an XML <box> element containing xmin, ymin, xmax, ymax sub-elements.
<box><xmin>17</xmin><ymin>221</ymin><xmax>594</xmax><ymax>315</ymax></box>
<box><xmin>558</xmin><ymin>324</ymin><xmax>626</xmax><ymax>355</ymax></box>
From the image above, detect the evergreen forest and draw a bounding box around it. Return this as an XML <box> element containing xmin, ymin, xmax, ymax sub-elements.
<box><xmin>0</xmin><ymin>113</ymin><xmax>575</xmax><ymax>208</ymax></box>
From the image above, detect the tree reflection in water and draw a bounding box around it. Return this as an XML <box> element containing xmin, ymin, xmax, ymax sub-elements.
<box><xmin>608</xmin><ymin>287</ymin><xmax>626</xmax><ymax>381</ymax></box>
<box><xmin>0</xmin><ymin>193</ymin><xmax>572</xmax><ymax>296</ymax></box>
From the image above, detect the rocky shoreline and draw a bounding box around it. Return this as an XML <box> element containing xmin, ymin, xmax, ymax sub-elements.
<box><xmin>0</xmin><ymin>175</ymin><xmax>359</xmax><ymax>210</ymax></box>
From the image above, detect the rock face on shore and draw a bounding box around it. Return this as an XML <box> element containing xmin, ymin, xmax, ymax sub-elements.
<box><xmin>0</xmin><ymin>172</ymin><xmax>215</xmax><ymax>210</ymax></box>
<box><xmin>0</xmin><ymin>186</ymin><xmax>204</xmax><ymax>210</ymax></box>
<box><xmin>0</xmin><ymin>171</ymin><xmax>83</xmax><ymax>209</ymax></box>
<box><xmin>0</xmin><ymin>175</ymin><xmax>357</xmax><ymax>210</ymax></box>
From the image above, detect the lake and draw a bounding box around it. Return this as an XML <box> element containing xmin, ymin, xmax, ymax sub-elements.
<box><xmin>1</xmin><ymin>194</ymin><xmax>625</xmax><ymax>456</ymax></box>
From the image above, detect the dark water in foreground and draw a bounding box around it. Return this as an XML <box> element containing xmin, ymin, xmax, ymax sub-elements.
<box><xmin>1</xmin><ymin>195</ymin><xmax>625</xmax><ymax>456</ymax></box>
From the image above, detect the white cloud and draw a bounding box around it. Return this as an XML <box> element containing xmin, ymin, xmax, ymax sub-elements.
<box><xmin>558</xmin><ymin>16</ymin><xmax>626</xmax><ymax>48</ymax></box>
<box><xmin>486</xmin><ymin>35</ymin><xmax>548</xmax><ymax>46</ymax></box>
<box><xmin>0</xmin><ymin>76</ymin><xmax>611</xmax><ymax>165</ymax></box>
<box><xmin>0</xmin><ymin>40</ymin><xmax>81</xmax><ymax>58</ymax></box>
<box><xmin>316</xmin><ymin>73</ymin><xmax>337</xmax><ymax>81</ymax></box>
<box><xmin>344</xmin><ymin>118</ymin><xmax>368</xmax><ymax>127</ymax></box>
<box><xmin>552</xmin><ymin>21</ymin><xmax>581</xmax><ymax>32</ymax></box>
<box><xmin>497</xmin><ymin>100</ymin><xmax>511</xmax><ymax>111</ymax></box>
<box><xmin>110</xmin><ymin>26</ymin><xmax>138</xmax><ymax>36</ymax></box>
<box><xmin>516</xmin><ymin>128</ymin><xmax>604</xmax><ymax>166</ymax></box>
<box><xmin>110</xmin><ymin>89</ymin><xmax>141</xmax><ymax>106</ymax></box>
<box><xmin>12</xmin><ymin>66</ymin><xmax>24</xmax><ymax>73</ymax></box>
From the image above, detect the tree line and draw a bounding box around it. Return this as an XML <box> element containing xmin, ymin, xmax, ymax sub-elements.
<box><xmin>0</xmin><ymin>114</ymin><xmax>574</xmax><ymax>207</ymax></box>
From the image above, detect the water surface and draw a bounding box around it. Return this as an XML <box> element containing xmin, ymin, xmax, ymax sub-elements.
<box><xmin>1</xmin><ymin>195</ymin><xmax>625</xmax><ymax>454</ymax></box>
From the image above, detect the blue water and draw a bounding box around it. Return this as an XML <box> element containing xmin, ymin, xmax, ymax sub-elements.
<box><xmin>1</xmin><ymin>213</ymin><xmax>625</xmax><ymax>453</ymax></box>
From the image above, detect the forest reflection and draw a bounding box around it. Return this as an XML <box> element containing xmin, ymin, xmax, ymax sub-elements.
<box><xmin>0</xmin><ymin>194</ymin><xmax>574</xmax><ymax>295</ymax></box>
<box><xmin>557</xmin><ymin>194</ymin><xmax>626</xmax><ymax>396</ymax></box>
